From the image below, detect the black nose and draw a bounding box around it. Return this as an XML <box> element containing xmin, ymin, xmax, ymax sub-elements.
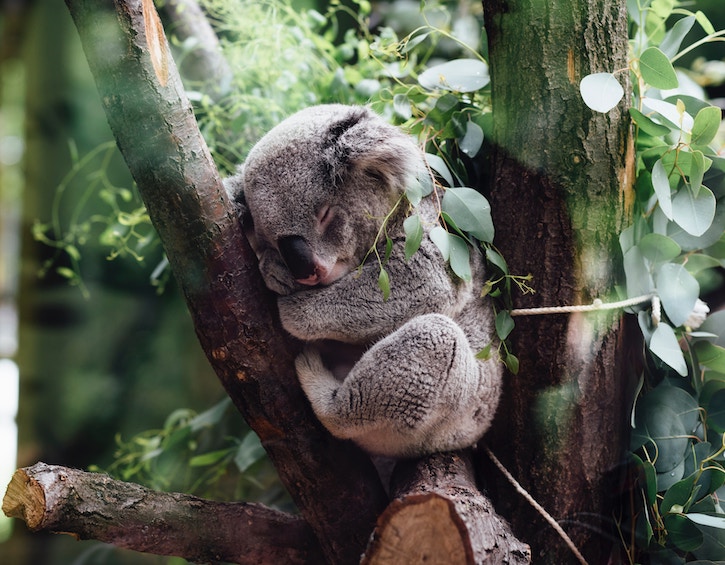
<box><xmin>277</xmin><ymin>236</ymin><xmax>316</xmax><ymax>280</ymax></box>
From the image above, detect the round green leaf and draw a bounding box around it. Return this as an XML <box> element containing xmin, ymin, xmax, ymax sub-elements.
<box><xmin>418</xmin><ymin>59</ymin><xmax>490</xmax><ymax>92</ymax></box>
<box><xmin>691</xmin><ymin>106</ymin><xmax>722</xmax><ymax>146</ymax></box>
<box><xmin>579</xmin><ymin>73</ymin><xmax>624</xmax><ymax>113</ymax></box>
<box><xmin>656</xmin><ymin>263</ymin><xmax>700</xmax><ymax>327</ymax></box>
<box><xmin>638</xmin><ymin>233</ymin><xmax>681</xmax><ymax>265</ymax></box>
<box><xmin>650</xmin><ymin>323</ymin><xmax>688</xmax><ymax>375</ymax></box>
<box><xmin>639</xmin><ymin>47</ymin><xmax>679</xmax><ymax>90</ymax></box>
<box><xmin>495</xmin><ymin>310</ymin><xmax>515</xmax><ymax>340</ymax></box>
<box><xmin>693</xmin><ymin>341</ymin><xmax>725</xmax><ymax>374</ymax></box>
<box><xmin>441</xmin><ymin>187</ymin><xmax>494</xmax><ymax>243</ymax></box>
<box><xmin>665</xmin><ymin>514</ymin><xmax>704</xmax><ymax>552</ymax></box>
<box><xmin>671</xmin><ymin>185</ymin><xmax>716</xmax><ymax>237</ymax></box>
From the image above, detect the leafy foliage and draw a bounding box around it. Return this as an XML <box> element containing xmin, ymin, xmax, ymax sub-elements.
<box><xmin>92</xmin><ymin>398</ymin><xmax>291</xmax><ymax>509</ymax></box>
<box><xmin>581</xmin><ymin>1</ymin><xmax>725</xmax><ymax>561</ymax></box>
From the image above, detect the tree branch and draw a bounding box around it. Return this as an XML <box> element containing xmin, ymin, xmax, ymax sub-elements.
<box><xmin>2</xmin><ymin>462</ymin><xmax>323</xmax><ymax>565</ymax></box>
<box><xmin>363</xmin><ymin>452</ymin><xmax>531</xmax><ymax>564</ymax></box>
<box><xmin>62</xmin><ymin>0</ymin><xmax>388</xmax><ymax>562</ymax></box>
<box><xmin>158</xmin><ymin>0</ymin><xmax>233</xmax><ymax>95</ymax></box>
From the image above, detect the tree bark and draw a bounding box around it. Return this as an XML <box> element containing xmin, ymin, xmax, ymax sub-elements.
<box><xmin>363</xmin><ymin>452</ymin><xmax>530</xmax><ymax>564</ymax></box>
<box><xmin>2</xmin><ymin>462</ymin><xmax>323</xmax><ymax>565</ymax></box>
<box><xmin>482</xmin><ymin>0</ymin><xmax>635</xmax><ymax>563</ymax></box>
<box><xmin>63</xmin><ymin>0</ymin><xmax>388</xmax><ymax>562</ymax></box>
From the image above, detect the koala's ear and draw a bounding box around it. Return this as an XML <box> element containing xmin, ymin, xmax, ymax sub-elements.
<box><xmin>325</xmin><ymin>108</ymin><xmax>423</xmax><ymax>191</ymax></box>
<box><xmin>223</xmin><ymin>166</ymin><xmax>250</xmax><ymax>221</ymax></box>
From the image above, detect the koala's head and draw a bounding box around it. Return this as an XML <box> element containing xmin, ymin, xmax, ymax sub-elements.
<box><xmin>226</xmin><ymin>105</ymin><xmax>424</xmax><ymax>295</ymax></box>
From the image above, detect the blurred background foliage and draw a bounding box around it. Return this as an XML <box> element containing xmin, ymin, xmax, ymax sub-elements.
<box><xmin>0</xmin><ymin>0</ymin><xmax>723</xmax><ymax>564</ymax></box>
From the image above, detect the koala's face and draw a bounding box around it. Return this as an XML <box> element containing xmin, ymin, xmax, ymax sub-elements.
<box><xmin>238</xmin><ymin>105</ymin><xmax>422</xmax><ymax>296</ymax></box>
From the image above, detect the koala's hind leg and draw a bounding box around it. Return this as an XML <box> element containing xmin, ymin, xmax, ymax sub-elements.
<box><xmin>295</xmin><ymin>313</ymin><xmax>496</xmax><ymax>457</ymax></box>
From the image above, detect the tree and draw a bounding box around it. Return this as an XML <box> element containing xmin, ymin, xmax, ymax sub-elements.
<box><xmin>482</xmin><ymin>1</ymin><xmax>635</xmax><ymax>563</ymax></box>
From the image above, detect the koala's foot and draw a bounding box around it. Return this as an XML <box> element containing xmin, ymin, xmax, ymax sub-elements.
<box><xmin>295</xmin><ymin>313</ymin><xmax>501</xmax><ymax>457</ymax></box>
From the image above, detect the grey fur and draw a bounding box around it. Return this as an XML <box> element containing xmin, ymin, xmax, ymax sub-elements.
<box><xmin>225</xmin><ymin>104</ymin><xmax>502</xmax><ymax>457</ymax></box>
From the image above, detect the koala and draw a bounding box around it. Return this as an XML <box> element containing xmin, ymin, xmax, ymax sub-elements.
<box><xmin>225</xmin><ymin>104</ymin><xmax>502</xmax><ymax>458</ymax></box>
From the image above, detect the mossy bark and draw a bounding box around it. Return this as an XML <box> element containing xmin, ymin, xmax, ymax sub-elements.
<box><xmin>482</xmin><ymin>1</ymin><xmax>636</xmax><ymax>563</ymax></box>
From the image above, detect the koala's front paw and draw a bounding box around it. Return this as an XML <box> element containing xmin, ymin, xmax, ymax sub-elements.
<box><xmin>295</xmin><ymin>346</ymin><xmax>341</xmax><ymax>422</ymax></box>
<box><xmin>258</xmin><ymin>251</ymin><xmax>299</xmax><ymax>296</ymax></box>
<box><xmin>295</xmin><ymin>345</ymin><xmax>328</xmax><ymax>390</ymax></box>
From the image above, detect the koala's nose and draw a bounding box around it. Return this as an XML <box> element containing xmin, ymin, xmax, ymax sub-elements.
<box><xmin>277</xmin><ymin>235</ymin><xmax>316</xmax><ymax>280</ymax></box>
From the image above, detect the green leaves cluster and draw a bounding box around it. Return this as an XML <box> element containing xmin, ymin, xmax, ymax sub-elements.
<box><xmin>32</xmin><ymin>142</ymin><xmax>162</xmax><ymax>297</ymax></box>
<box><xmin>94</xmin><ymin>398</ymin><xmax>290</xmax><ymax>507</ymax></box>
<box><xmin>580</xmin><ymin>1</ymin><xmax>725</xmax><ymax>561</ymax></box>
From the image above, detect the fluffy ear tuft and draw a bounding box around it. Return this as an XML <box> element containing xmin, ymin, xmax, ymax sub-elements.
<box><xmin>324</xmin><ymin>108</ymin><xmax>424</xmax><ymax>193</ymax></box>
<box><xmin>223</xmin><ymin>166</ymin><xmax>250</xmax><ymax>221</ymax></box>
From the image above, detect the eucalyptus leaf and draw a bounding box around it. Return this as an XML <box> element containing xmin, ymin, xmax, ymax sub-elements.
<box><xmin>665</xmin><ymin>514</ymin><xmax>704</xmax><ymax>552</ymax></box>
<box><xmin>425</xmin><ymin>153</ymin><xmax>454</xmax><ymax>186</ymax></box>
<box><xmin>691</xmin><ymin>106</ymin><xmax>722</xmax><ymax>147</ymax></box>
<box><xmin>643</xmin><ymin>98</ymin><xmax>694</xmax><ymax>131</ymax></box>
<box><xmin>661</xmin><ymin>474</ymin><xmax>698</xmax><ymax>514</ymax></box>
<box><xmin>418</xmin><ymin>59</ymin><xmax>490</xmax><ymax>92</ymax></box>
<box><xmin>495</xmin><ymin>310</ymin><xmax>515</xmax><ymax>340</ymax></box>
<box><xmin>448</xmin><ymin>233</ymin><xmax>472</xmax><ymax>281</ymax></box>
<box><xmin>650</xmin><ymin>322</ymin><xmax>688</xmax><ymax>375</ymax></box>
<box><xmin>441</xmin><ymin>187</ymin><xmax>494</xmax><ymax>243</ymax></box>
<box><xmin>640</xmin><ymin>47</ymin><xmax>679</xmax><ymax>90</ymax></box>
<box><xmin>652</xmin><ymin>158</ymin><xmax>674</xmax><ymax>219</ymax></box>
<box><xmin>658</xmin><ymin>459</ymin><xmax>686</xmax><ymax>492</ymax></box>
<box><xmin>403</xmin><ymin>214</ymin><xmax>423</xmax><ymax>260</ymax></box>
<box><xmin>671</xmin><ymin>185</ymin><xmax>716</xmax><ymax>237</ymax></box>
<box><xmin>656</xmin><ymin>263</ymin><xmax>700</xmax><ymax>327</ymax></box>
<box><xmin>693</xmin><ymin>341</ymin><xmax>725</xmax><ymax>374</ymax></box>
<box><xmin>689</xmin><ymin>150</ymin><xmax>706</xmax><ymax>196</ymax></box>
<box><xmin>486</xmin><ymin>247</ymin><xmax>509</xmax><ymax>275</ymax></box>
<box><xmin>579</xmin><ymin>73</ymin><xmax>624</xmax><ymax>113</ymax></box>
<box><xmin>623</xmin><ymin>246</ymin><xmax>655</xmax><ymax>299</ymax></box>
<box><xmin>430</xmin><ymin>225</ymin><xmax>450</xmax><ymax>260</ymax></box>
<box><xmin>393</xmin><ymin>93</ymin><xmax>412</xmax><ymax>120</ymax></box>
<box><xmin>659</xmin><ymin>15</ymin><xmax>696</xmax><ymax>58</ymax></box>
<box><xmin>638</xmin><ymin>233</ymin><xmax>681</xmax><ymax>265</ymax></box>
<box><xmin>688</xmin><ymin>513</ymin><xmax>725</xmax><ymax>530</ymax></box>
<box><xmin>695</xmin><ymin>10</ymin><xmax>716</xmax><ymax>35</ymax></box>
<box><xmin>378</xmin><ymin>267</ymin><xmax>390</xmax><ymax>300</ymax></box>
<box><xmin>459</xmin><ymin>121</ymin><xmax>484</xmax><ymax>157</ymax></box>
<box><xmin>234</xmin><ymin>432</ymin><xmax>266</xmax><ymax>473</ymax></box>
<box><xmin>401</xmin><ymin>30</ymin><xmax>432</xmax><ymax>54</ymax></box>
<box><xmin>629</xmin><ymin>107</ymin><xmax>672</xmax><ymax>136</ymax></box>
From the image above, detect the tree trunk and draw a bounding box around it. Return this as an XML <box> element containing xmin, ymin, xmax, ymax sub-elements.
<box><xmin>482</xmin><ymin>0</ymin><xmax>635</xmax><ymax>563</ymax></box>
<box><xmin>63</xmin><ymin>0</ymin><xmax>388</xmax><ymax>562</ymax></box>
